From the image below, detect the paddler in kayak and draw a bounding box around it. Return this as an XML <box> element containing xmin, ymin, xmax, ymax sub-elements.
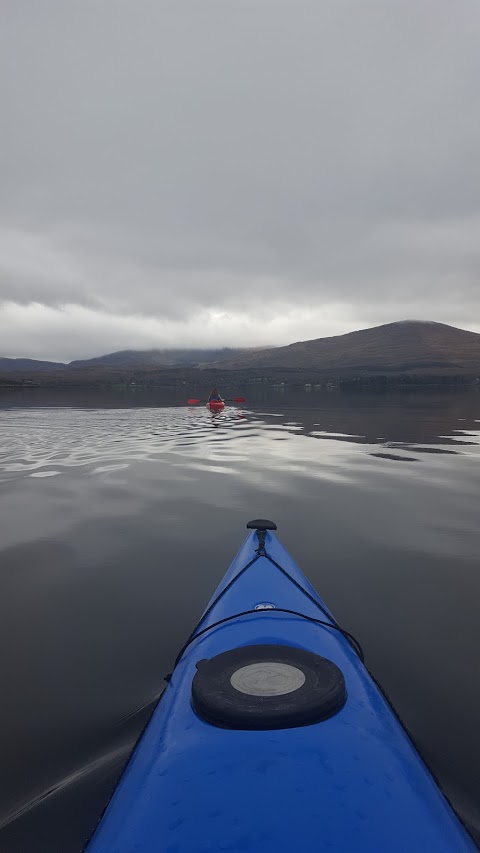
<box><xmin>208</xmin><ymin>387</ymin><xmax>224</xmax><ymax>403</ymax></box>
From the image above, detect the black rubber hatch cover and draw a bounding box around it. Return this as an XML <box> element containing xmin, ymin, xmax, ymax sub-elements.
<box><xmin>192</xmin><ymin>644</ymin><xmax>346</xmax><ymax>730</ymax></box>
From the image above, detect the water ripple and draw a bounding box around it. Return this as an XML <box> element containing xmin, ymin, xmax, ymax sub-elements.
<box><xmin>0</xmin><ymin>407</ymin><xmax>253</xmax><ymax>478</ymax></box>
<box><xmin>0</xmin><ymin>405</ymin><xmax>479</xmax><ymax>482</ymax></box>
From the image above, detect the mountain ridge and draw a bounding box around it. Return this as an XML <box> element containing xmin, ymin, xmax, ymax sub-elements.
<box><xmin>1</xmin><ymin>321</ymin><xmax>479</xmax><ymax>377</ymax></box>
<box><xmin>0</xmin><ymin>347</ymin><xmax>263</xmax><ymax>373</ymax></box>
<box><xmin>216</xmin><ymin>320</ymin><xmax>480</xmax><ymax>373</ymax></box>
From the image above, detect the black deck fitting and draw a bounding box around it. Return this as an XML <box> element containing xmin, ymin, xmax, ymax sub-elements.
<box><xmin>246</xmin><ymin>519</ymin><xmax>277</xmax><ymax>531</ymax></box>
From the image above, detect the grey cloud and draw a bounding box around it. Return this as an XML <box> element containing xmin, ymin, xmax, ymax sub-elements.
<box><xmin>1</xmin><ymin>1</ymin><xmax>480</xmax><ymax>357</ymax></box>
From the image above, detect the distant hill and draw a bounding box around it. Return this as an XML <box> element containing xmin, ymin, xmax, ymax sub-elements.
<box><xmin>68</xmin><ymin>347</ymin><xmax>265</xmax><ymax>369</ymax></box>
<box><xmin>0</xmin><ymin>357</ymin><xmax>66</xmax><ymax>373</ymax></box>
<box><xmin>219</xmin><ymin>321</ymin><xmax>480</xmax><ymax>374</ymax></box>
<box><xmin>69</xmin><ymin>349</ymin><xmax>183</xmax><ymax>369</ymax></box>
<box><xmin>1</xmin><ymin>323</ymin><xmax>479</xmax><ymax>385</ymax></box>
<box><xmin>0</xmin><ymin>348</ymin><xmax>259</xmax><ymax>372</ymax></box>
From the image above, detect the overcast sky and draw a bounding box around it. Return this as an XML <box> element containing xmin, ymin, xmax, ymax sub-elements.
<box><xmin>1</xmin><ymin>1</ymin><xmax>480</xmax><ymax>361</ymax></box>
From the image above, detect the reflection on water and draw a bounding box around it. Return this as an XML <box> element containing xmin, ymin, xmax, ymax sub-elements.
<box><xmin>0</xmin><ymin>387</ymin><xmax>479</xmax><ymax>851</ymax></box>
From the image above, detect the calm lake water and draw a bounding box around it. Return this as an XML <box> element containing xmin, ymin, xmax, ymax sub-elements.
<box><xmin>0</xmin><ymin>386</ymin><xmax>479</xmax><ymax>851</ymax></box>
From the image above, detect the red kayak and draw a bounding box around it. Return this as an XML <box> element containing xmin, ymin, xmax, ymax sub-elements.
<box><xmin>207</xmin><ymin>400</ymin><xmax>225</xmax><ymax>412</ymax></box>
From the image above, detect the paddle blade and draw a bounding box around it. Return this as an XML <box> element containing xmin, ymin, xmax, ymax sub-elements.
<box><xmin>232</xmin><ymin>397</ymin><xmax>246</xmax><ymax>403</ymax></box>
<box><xmin>187</xmin><ymin>399</ymin><xmax>201</xmax><ymax>405</ymax></box>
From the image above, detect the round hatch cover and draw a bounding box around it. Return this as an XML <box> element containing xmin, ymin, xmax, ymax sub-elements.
<box><xmin>230</xmin><ymin>662</ymin><xmax>306</xmax><ymax>696</ymax></box>
<box><xmin>192</xmin><ymin>644</ymin><xmax>346</xmax><ymax>730</ymax></box>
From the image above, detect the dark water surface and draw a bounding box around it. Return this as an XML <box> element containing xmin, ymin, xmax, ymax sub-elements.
<box><xmin>0</xmin><ymin>387</ymin><xmax>479</xmax><ymax>851</ymax></box>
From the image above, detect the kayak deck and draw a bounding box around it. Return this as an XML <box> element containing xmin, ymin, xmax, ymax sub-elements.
<box><xmin>86</xmin><ymin>522</ymin><xmax>476</xmax><ymax>852</ymax></box>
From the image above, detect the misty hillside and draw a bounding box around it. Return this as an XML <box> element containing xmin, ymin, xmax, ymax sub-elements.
<box><xmin>68</xmin><ymin>347</ymin><xmax>262</xmax><ymax>368</ymax></box>
<box><xmin>1</xmin><ymin>323</ymin><xmax>480</xmax><ymax>381</ymax></box>
<box><xmin>218</xmin><ymin>321</ymin><xmax>480</xmax><ymax>374</ymax></box>
<box><xmin>0</xmin><ymin>348</ymin><xmax>258</xmax><ymax>372</ymax></box>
